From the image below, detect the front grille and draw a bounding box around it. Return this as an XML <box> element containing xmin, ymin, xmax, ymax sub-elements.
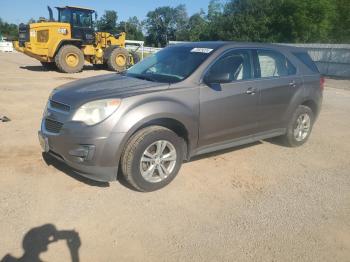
<box><xmin>18</xmin><ymin>23</ymin><xmax>29</xmax><ymax>47</ymax></box>
<box><xmin>50</xmin><ymin>100</ymin><xmax>70</xmax><ymax>112</ymax></box>
<box><xmin>45</xmin><ymin>118</ymin><xmax>63</xmax><ymax>133</ymax></box>
<box><xmin>37</xmin><ymin>30</ymin><xmax>49</xmax><ymax>43</ymax></box>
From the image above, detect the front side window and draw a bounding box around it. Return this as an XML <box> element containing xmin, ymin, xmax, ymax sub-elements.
<box><xmin>58</xmin><ymin>9</ymin><xmax>71</xmax><ymax>23</ymax></box>
<box><xmin>206</xmin><ymin>50</ymin><xmax>252</xmax><ymax>82</ymax></box>
<box><xmin>58</xmin><ymin>10</ymin><xmax>93</xmax><ymax>28</ymax></box>
<box><xmin>127</xmin><ymin>46</ymin><xmax>213</xmax><ymax>83</ymax></box>
<box><xmin>257</xmin><ymin>50</ymin><xmax>296</xmax><ymax>78</ymax></box>
<box><xmin>72</xmin><ymin>11</ymin><xmax>93</xmax><ymax>28</ymax></box>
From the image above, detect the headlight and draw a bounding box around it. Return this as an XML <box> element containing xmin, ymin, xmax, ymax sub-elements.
<box><xmin>72</xmin><ymin>99</ymin><xmax>121</xmax><ymax>125</ymax></box>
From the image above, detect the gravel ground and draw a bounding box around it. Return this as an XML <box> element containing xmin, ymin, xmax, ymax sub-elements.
<box><xmin>0</xmin><ymin>52</ymin><xmax>349</xmax><ymax>262</ymax></box>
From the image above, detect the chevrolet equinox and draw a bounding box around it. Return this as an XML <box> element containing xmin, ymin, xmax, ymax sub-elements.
<box><xmin>39</xmin><ymin>42</ymin><xmax>323</xmax><ymax>191</ymax></box>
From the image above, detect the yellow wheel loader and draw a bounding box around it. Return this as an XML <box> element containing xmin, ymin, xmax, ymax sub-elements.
<box><xmin>13</xmin><ymin>6</ymin><xmax>139</xmax><ymax>73</ymax></box>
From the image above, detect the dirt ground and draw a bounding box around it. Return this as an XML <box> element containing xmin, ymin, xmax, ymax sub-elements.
<box><xmin>0</xmin><ymin>52</ymin><xmax>349</xmax><ymax>262</ymax></box>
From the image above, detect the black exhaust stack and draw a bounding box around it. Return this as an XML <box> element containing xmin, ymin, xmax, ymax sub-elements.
<box><xmin>47</xmin><ymin>6</ymin><xmax>54</xmax><ymax>21</ymax></box>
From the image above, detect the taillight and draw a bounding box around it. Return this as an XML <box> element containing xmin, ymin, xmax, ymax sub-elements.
<box><xmin>320</xmin><ymin>76</ymin><xmax>325</xmax><ymax>91</ymax></box>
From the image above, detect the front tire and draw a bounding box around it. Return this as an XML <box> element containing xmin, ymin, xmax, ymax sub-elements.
<box><xmin>107</xmin><ymin>47</ymin><xmax>129</xmax><ymax>72</ymax></box>
<box><xmin>55</xmin><ymin>45</ymin><xmax>84</xmax><ymax>73</ymax></box>
<box><xmin>282</xmin><ymin>105</ymin><xmax>314</xmax><ymax>147</ymax></box>
<box><xmin>121</xmin><ymin>126</ymin><xmax>184</xmax><ymax>192</ymax></box>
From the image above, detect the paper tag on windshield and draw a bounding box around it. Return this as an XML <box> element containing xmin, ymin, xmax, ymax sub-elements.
<box><xmin>191</xmin><ymin>48</ymin><xmax>213</xmax><ymax>53</ymax></box>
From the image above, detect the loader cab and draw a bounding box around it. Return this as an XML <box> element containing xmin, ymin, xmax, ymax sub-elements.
<box><xmin>56</xmin><ymin>6</ymin><xmax>95</xmax><ymax>45</ymax></box>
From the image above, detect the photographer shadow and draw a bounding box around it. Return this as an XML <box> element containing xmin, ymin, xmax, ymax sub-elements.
<box><xmin>1</xmin><ymin>224</ymin><xmax>81</xmax><ymax>262</ymax></box>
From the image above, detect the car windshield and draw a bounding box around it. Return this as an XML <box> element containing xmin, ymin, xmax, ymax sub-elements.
<box><xmin>126</xmin><ymin>46</ymin><xmax>214</xmax><ymax>83</ymax></box>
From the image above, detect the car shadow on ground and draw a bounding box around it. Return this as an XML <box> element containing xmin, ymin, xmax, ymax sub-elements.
<box><xmin>263</xmin><ymin>136</ymin><xmax>286</xmax><ymax>146</ymax></box>
<box><xmin>1</xmin><ymin>224</ymin><xmax>81</xmax><ymax>262</ymax></box>
<box><xmin>42</xmin><ymin>153</ymin><xmax>109</xmax><ymax>188</ymax></box>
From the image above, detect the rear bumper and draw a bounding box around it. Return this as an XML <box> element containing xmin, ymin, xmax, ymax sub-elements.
<box><xmin>39</xmin><ymin>121</ymin><xmax>127</xmax><ymax>182</ymax></box>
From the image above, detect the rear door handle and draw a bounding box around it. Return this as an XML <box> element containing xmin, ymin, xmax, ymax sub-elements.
<box><xmin>246</xmin><ymin>87</ymin><xmax>257</xmax><ymax>95</ymax></box>
<box><xmin>289</xmin><ymin>80</ymin><xmax>297</xmax><ymax>88</ymax></box>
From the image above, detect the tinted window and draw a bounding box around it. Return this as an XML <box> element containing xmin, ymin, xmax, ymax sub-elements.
<box><xmin>59</xmin><ymin>9</ymin><xmax>71</xmax><ymax>23</ymax></box>
<box><xmin>127</xmin><ymin>46</ymin><xmax>213</xmax><ymax>83</ymax></box>
<box><xmin>72</xmin><ymin>11</ymin><xmax>93</xmax><ymax>28</ymax></box>
<box><xmin>257</xmin><ymin>50</ymin><xmax>291</xmax><ymax>78</ymax></box>
<box><xmin>293</xmin><ymin>52</ymin><xmax>319</xmax><ymax>73</ymax></box>
<box><xmin>207</xmin><ymin>50</ymin><xmax>252</xmax><ymax>81</ymax></box>
<box><xmin>287</xmin><ymin>59</ymin><xmax>297</xmax><ymax>75</ymax></box>
<box><xmin>58</xmin><ymin>10</ymin><xmax>93</xmax><ymax>28</ymax></box>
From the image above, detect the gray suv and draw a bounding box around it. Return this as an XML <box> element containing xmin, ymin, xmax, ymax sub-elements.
<box><xmin>39</xmin><ymin>42</ymin><xmax>323</xmax><ymax>191</ymax></box>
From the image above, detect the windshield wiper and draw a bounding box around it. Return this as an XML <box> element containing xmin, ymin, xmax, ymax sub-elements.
<box><xmin>116</xmin><ymin>70</ymin><xmax>127</xmax><ymax>75</ymax></box>
<box><xmin>130</xmin><ymin>74</ymin><xmax>156</xmax><ymax>82</ymax></box>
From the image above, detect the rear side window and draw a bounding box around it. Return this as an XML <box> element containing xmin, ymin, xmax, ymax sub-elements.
<box><xmin>293</xmin><ymin>52</ymin><xmax>319</xmax><ymax>73</ymax></box>
<box><xmin>257</xmin><ymin>50</ymin><xmax>296</xmax><ymax>78</ymax></box>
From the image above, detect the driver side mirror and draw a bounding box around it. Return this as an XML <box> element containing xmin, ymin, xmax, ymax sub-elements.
<box><xmin>204</xmin><ymin>72</ymin><xmax>231</xmax><ymax>84</ymax></box>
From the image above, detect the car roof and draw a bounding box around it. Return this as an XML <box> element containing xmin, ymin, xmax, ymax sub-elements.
<box><xmin>173</xmin><ymin>41</ymin><xmax>304</xmax><ymax>52</ymax></box>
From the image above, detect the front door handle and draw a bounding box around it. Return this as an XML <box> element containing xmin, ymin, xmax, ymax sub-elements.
<box><xmin>289</xmin><ymin>80</ymin><xmax>297</xmax><ymax>88</ymax></box>
<box><xmin>246</xmin><ymin>87</ymin><xmax>257</xmax><ymax>95</ymax></box>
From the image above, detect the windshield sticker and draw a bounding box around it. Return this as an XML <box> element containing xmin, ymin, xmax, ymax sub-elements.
<box><xmin>191</xmin><ymin>48</ymin><xmax>213</xmax><ymax>53</ymax></box>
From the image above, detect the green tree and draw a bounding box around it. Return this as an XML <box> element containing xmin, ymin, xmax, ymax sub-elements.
<box><xmin>97</xmin><ymin>10</ymin><xmax>118</xmax><ymax>34</ymax></box>
<box><xmin>117</xmin><ymin>16</ymin><xmax>144</xmax><ymax>40</ymax></box>
<box><xmin>174</xmin><ymin>5</ymin><xmax>190</xmax><ymax>41</ymax></box>
<box><xmin>207</xmin><ymin>0</ymin><xmax>223</xmax><ymax>21</ymax></box>
<box><xmin>145</xmin><ymin>6</ymin><xmax>176</xmax><ymax>46</ymax></box>
<box><xmin>330</xmin><ymin>0</ymin><xmax>350</xmax><ymax>42</ymax></box>
<box><xmin>0</xmin><ymin>18</ymin><xmax>18</xmax><ymax>40</ymax></box>
<box><xmin>217</xmin><ymin>0</ymin><xmax>275</xmax><ymax>41</ymax></box>
<box><xmin>187</xmin><ymin>10</ymin><xmax>208</xmax><ymax>41</ymax></box>
<box><xmin>144</xmin><ymin>5</ymin><xmax>189</xmax><ymax>46</ymax></box>
<box><xmin>271</xmin><ymin>0</ymin><xmax>335</xmax><ymax>43</ymax></box>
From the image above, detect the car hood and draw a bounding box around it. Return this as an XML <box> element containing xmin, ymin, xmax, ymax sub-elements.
<box><xmin>51</xmin><ymin>73</ymin><xmax>169</xmax><ymax>108</ymax></box>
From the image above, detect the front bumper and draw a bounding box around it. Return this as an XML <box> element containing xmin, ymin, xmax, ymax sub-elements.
<box><xmin>39</xmin><ymin>120</ymin><xmax>126</xmax><ymax>182</ymax></box>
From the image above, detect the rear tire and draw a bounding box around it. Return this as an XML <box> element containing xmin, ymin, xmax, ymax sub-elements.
<box><xmin>121</xmin><ymin>126</ymin><xmax>184</xmax><ymax>192</ymax></box>
<box><xmin>107</xmin><ymin>47</ymin><xmax>129</xmax><ymax>72</ymax></box>
<box><xmin>55</xmin><ymin>45</ymin><xmax>84</xmax><ymax>73</ymax></box>
<box><xmin>282</xmin><ymin>105</ymin><xmax>314</xmax><ymax>147</ymax></box>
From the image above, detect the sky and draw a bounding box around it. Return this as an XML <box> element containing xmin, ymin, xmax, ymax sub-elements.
<box><xmin>0</xmin><ymin>0</ymin><xmax>216</xmax><ymax>24</ymax></box>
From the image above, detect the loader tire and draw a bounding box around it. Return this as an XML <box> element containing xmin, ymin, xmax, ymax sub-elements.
<box><xmin>55</xmin><ymin>45</ymin><xmax>84</xmax><ymax>73</ymax></box>
<box><xmin>107</xmin><ymin>47</ymin><xmax>129</xmax><ymax>72</ymax></box>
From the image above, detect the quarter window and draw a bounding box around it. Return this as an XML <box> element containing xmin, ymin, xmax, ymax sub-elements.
<box><xmin>293</xmin><ymin>52</ymin><xmax>319</xmax><ymax>73</ymax></box>
<box><xmin>257</xmin><ymin>50</ymin><xmax>296</xmax><ymax>78</ymax></box>
<box><xmin>208</xmin><ymin>50</ymin><xmax>252</xmax><ymax>81</ymax></box>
